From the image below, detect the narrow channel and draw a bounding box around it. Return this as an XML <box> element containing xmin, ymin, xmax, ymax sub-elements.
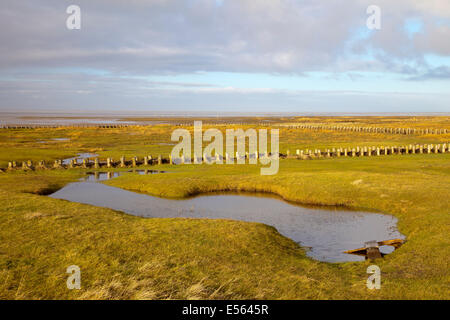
<box><xmin>49</xmin><ymin>171</ymin><xmax>405</xmax><ymax>262</ymax></box>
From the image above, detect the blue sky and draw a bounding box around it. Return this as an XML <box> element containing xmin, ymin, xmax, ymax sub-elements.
<box><xmin>0</xmin><ymin>0</ymin><xmax>449</xmax><ymax>113</ymax></box>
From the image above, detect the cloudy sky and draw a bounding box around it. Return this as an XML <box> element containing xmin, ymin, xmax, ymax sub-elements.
<box><xmin>1</xmin><ymin>0</ymin><xmax>449</xmax><ymax>113</ymax></box>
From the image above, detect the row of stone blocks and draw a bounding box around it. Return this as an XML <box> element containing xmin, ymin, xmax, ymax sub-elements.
<box><xmin>5</xmin><ymin>143</ymin><xmax>450</xmax><ymax>170</ymax></box>
<box><xmin>282</xmin><ymin>124</ymin><xmax>449</xmax><ymax>135</ymax></box>
<box><xmin>288</xmin><ymin>143</ymin><xmax>450</xmax><ymax>159</ymax></box>
<box><xmin>6</xmin><ymin>152</ymin><xmax>269</xmax><ymax>170</ymax></box>
<box><xmin>7</xmin><ymin>155</ymin><xmax>166</xmax><ymax>170</ymax></box>
<box><xmin>1</xmin><ymin>122</ymin><xmax>270</xmax><ymax>129</ymax></box>
<box><xmin>2</xmin><ymin>122</ymin><xmax>449</xmax><ymax>135</ymax></box>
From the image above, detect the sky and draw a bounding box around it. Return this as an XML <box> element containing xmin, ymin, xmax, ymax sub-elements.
<box><xmin>0</xmin><ymin>0</ymin><xmax>450</xmax><ymax>113</ymax></box>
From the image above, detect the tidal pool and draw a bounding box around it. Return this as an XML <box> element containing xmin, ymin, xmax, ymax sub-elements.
<box><xmin>49</xmin><ymin>172</ymin><xmax>404</xmax><ymax>262</ymax></box>
<box><xmin>36</xmin><ymin>138</ymin><xmax>70</xmax><ymax>144</ymax></box>
<box><xmin>62</xmin><ymin>153</ymin><xmax>99</xmax><ymax>165</ymax></box>
<box><xmin>81</xmin><ymin>170</ymin><xmax>164</xmax><ymax>181</ymax></box>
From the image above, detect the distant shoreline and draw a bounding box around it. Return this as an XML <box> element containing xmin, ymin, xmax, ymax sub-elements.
<box><xmin>0</xmin><ymin>111</ymin><xmax>449</xmax><ymax>127</ymax></box>
<box><xmin>1</xmin><ymin>111</ymin><xmax>450</xmax><ymax>118</ymax></box>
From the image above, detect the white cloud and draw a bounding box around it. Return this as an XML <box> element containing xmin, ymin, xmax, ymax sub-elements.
<box><xmin>0</xmin><ymin>0</ymin><xmax>449</xmax><ymax>111</ymax></box>
<box><xmin>1</xmin><ymin>0</ymin><xmax>447</xmax><ymax>74</ymax></box>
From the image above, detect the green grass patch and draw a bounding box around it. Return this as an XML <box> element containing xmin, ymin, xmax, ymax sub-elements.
<box><xmin>0</xmin><ymin>120</ymin><xmax>449</xmax><ymax>299</ymax></box>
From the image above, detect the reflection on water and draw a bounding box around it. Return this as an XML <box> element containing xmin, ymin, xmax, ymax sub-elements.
<box><xmin>62</xmin><ymin>153</ymin><xmax>99</xmax><ymax>165</ymax></box>
<box><xmin>82</xmin><ymin>172</ymin><xmax>121</xmax><ymax>181</ymax></box>
<box><xmin>50</xmin><ymin>172</ymin><xmax>405</xmax><ymax>262</ymax></box>
<box><xmin>82</xmin><ymin>170</ymin><xmax>164</xmax><ymax>181</ymax></box>
<box><xmin>37</xmin><ymin>138</ymin><xmax>70</xmax><ymax>144</ymax></box>
<box><xmin>134</xmin><ymin>169</ymin><xmax>166</xmax><ymax>175</ymax></box>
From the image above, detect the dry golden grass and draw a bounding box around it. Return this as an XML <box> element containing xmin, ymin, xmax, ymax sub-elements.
<box><xmin>0</xmin><ymin>116</ymin><xmax>448</xmax><ymax>299</ymax></box>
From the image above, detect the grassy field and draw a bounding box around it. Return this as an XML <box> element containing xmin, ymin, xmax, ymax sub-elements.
<box><xmin>0</xmin><ymin>116</ymin><xmax>449</xmax><ymax>299</ymax></box>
